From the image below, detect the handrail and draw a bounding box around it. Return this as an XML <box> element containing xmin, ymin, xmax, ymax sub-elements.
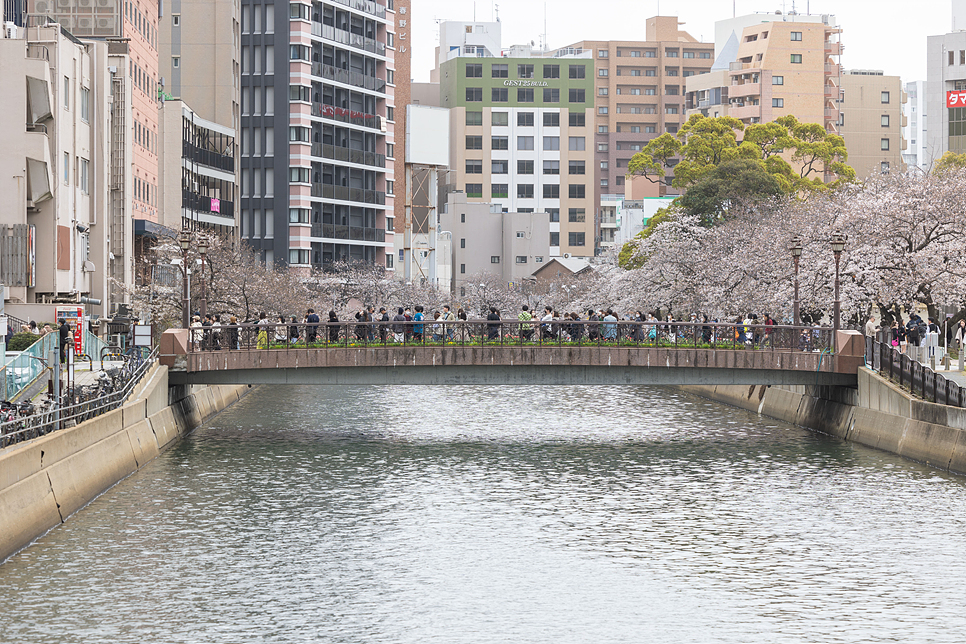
<box><xmin>865</xmin><ymin>337</ymin><xmax>964</xmax><ymax>408</ymax></box>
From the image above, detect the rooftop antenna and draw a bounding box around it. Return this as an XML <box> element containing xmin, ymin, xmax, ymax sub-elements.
<box><xmin>495</xmin><ymin>3</ymin><xmax>499</xmax><ymax>23</ymax></box>
<box><xmin>473</xmin><ymin>1</ymin><xmax>476</xmax><ymax>21</ymax></box>
<box><xmin>544</xmin><ymin>2</ymin><xmax>547</xmax><ymax>51</ymax></box>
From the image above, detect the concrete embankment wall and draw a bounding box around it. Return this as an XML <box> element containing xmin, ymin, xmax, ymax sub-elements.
<box><xmin>0</xmin><ymin>365</ymin><xmax>249</xmax><ymax>563</ymax></box>
<box><xmin>682</xmin><ymin>367</ymin><xmax>966</xmax><ymax>474</ymax></box>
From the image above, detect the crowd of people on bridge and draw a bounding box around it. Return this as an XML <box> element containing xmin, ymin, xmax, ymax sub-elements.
<box><xmin>187</xmin><ymin>305</ymin><xmax>832</xmax><ymax>352</ymax></box>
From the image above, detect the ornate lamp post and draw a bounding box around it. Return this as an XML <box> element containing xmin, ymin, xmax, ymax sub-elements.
<box><xmin>790</xmin><ymin>235</ymin><xmax>803</xmax><ymax>327</ymax></box>
<box><xmin>830</xmin><ymin>229</ymin><xmax>847</xmax><ymax>338</ymax></box>
<box><xmin>179</xmin><ymin>230</ymin><xmax>192</xmax><ymax>328</ymax></box>
<box><xmin>198</xmin><ymin>237</ymin><xmax>209</xmax><ymax>318</ymax></box>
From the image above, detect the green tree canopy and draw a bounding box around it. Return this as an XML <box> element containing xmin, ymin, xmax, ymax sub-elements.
<box><xmin>677</xmin><ymin>158</ymin><xmax>785</xmax><ymax>226</ymax></box>
<box><xmin>934</xmin><ymin>151</ymin><xmax>966</xmax><ymax>175</ymax></box>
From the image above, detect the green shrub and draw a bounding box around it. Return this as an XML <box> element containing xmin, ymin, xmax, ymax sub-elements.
<box><xmin>8</xmin><ymin>332</ymin><xmax>40</xmax><ymax>351</ymax></box>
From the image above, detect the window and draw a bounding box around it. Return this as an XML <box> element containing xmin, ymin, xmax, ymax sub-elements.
<box><xmin>289</xmin><ymin>167</ymin><xmax>310</xmax><ymax>183</ymax></box>
<box><xmin>466</xmin><ymin>135</ymin><xmax>483</xmax><ymax>150</ymax></box>
<box><xmin>773</xmin><ymin>75</ymin><xmax>784</xmax><ymax>85</ymax></box>
<box><xmin>290</xmin><ymin>3</ymin><xmax>310</xmax><ymax>19</ymax></box>
<box><xmin>289</xmin><ymin>85</ymin><xmax>311</xmax><ymax>102</ymax></box>
<box><xmin>666</xmin><ymin>105</ymin><xmax>678</xmax><ymax>114</ymax></box>
<box><xmin>80</xmin><ymin>88</ymin><xmax>89</xmax><ymax>122</ymax></box>
<box><xmin>599</xmin><ymin>69</ymin><xmax>609</xmax><ymax>78</ymax></box>
<box><xmin>289</xmin><ymin>249</ymin><xmax>310</xmax><ymax>265</ymax></box>
<box><xmin>881</xmin><ymin>91</ymin><xmax>891</xmax><ymax>103</ymax></box>
<box><xmin>700</xmin><ymin>51</ymin><xmax>711</xmax><ymax>59</ymax></box>
<box><xmin>629</xmin><ymin>126</ymin><xmax>641</xmax><ymax>133</ymax></box>
<box><xmin>289</xmin><ymin>45</ymin><xmax>309</xmax><ymax>60</ymax></box>
<box><xmin>598</xmin><ymin>123</ymin><xmax>608</xmax><ymax>131</ymax></box>
<box><xmin>492</xmin><ymin>160</ymin><xmax>509</xmax><ymax>174</ymax></box>
<box><xmin>569</xmin><ymin>112</ymin><xmax>585</xmax><ymax>127</ymax></box>
<box><xmin>569</xmin><ymin>89</ymin><xmax>586</xmax><ymax>103</ymax></box>
<box><xmin>598</xmin><ymin>49</ymin><xmax>609</xmax><ymax>58</ymax></box>
<box><xmin>881</xmin><ymin>114</ymin><xmax>890</xmax><ymax>127</ymax></box>
<box><xmin>598</xmin><ymin>87</ymin><xmax>609</xmax><ymax>96</ymax></box>
<box><xmin>569</xmin><ymin>136</ymin><xmax>585</xmax><ymax>151</ymax></box>
<box><xmin>881</xmin><ymin>138</ymin><xmax>890</xmax><ymax>150</ymax></box>
<box><xmin>569</xmin><ymin>184</ymin><xmax>586</xmax><ymax>199</ymax></box>
<box><xmin>492</xmin><ymin>112</ymin><xmax>509</xmax><ymax>126</ymax></box>
<box><xmin>466</xmin><ymin>111</ymin><xmax>483</xmax><ymax>126</ymax></box>
<box><xmin>665</xmin><ymin>49</ymin><xmax>679</xmax><ymax>57</ymax></box>
<box><xmin>569</xmin><ymin>65</ymin><xmax>585</xmax><ymax>79</ymax></box>
<box><xmin>547</xmin><ymin>209</ymin><xmax>559</xmax><ymax>222</ymax></box>
<box><xmin>518</xmin><ymin>64</ymin><xmax>534</xmax><ymax>79</ymax></box>
<box><xmin>598</xmin><ymin>143</ymin><xmax>609</xmax><ymax>152</ymax></box>
<box><xmin>492</xmin><ymin>183</ymin><xmax>509</xmax><ymax>198</ymax></box>
<box><xmin>790</xmin><ymin>31</ymin><xmax>802</xmax><ymax>41</ymax></box>
<box><xmin>466</xmin><ymin>63</ymin><xmax>483</xmax><ymax>77</ymax></box>
<box><xmin>790</xmin><ymin>54</ymin><xmax>802</xmax><ymax>64</ymax></box>
<box><xmin>63</xmin><ymin>152</ymin><xmax>69</xmax><ymax>184</ymax></box>
<box><xmin>289</xmin><ymin>126</ymin><xmax>310</xmax><ymax>142</ymax></box>
<box><xmin>544</xmin><ymin>88</ymin><xmax>560</xmax><ymax>103</ymax></box>
<box><xmin>518</xmin><ymin>160</ymin><xmax>534</xmax><ymax>174</ymax></box>
<box><xmin>543</xmin><ymin>160</ymin><xmax>560</xmax><ymax>175</ymax></box>
<box><xmin>645</xmin><ymin>69</ymin><xmax>656</xmax><ymax>77</ymax></box>
<box><xmin>493</xmin><ymin>136</ymin><xmax>509</xmax><ymax>150</ymax></box>
<box><xmin>388</xmin><ymin>106</ymin><xmax>396</xmax><ymax>122</ymax></box>
<box><xmin>772</xmin><ymin>98</ymin><xmax>784</xmax><ymax>108</ymax></box>
<box><xmin>543</xmin><ymin>136</ymin><xmax>559</xmax><ymax>150</ymax></box>
<box><xmin>543</xmin><ymin>184</ymin><xmax>560</xmax><ymax>198</ymax></box>
<box><xmin>466</xmin><ymin>87</ymin><xmax>483</xmax><ymax>102</ymax></box>
<box><xmin>518</xmin><ymin>112</ymin><xmax>534</xmax><ymax>127</ymax></box>
<box><xmin>515</xmin><ymin>231</ymin><xmax>526</xmax><ymax>238</ymax></box>
<box><xmin>569</xmin><ymin>160</ymin><xmax>586</xmax><ymax>175</ymax></box>
<box><xmin>550</xmin><ymin>232</ymin><xmax>560</xmax><ymax>246</ymax></box>
<box><xmin>600</xmin><ymin>161</ymin><xmax>609</xmax><ymax>170</ymax></box>
<box><xmin>63</xmin><ymin>76</ymin><xmax>69</xmax><ymax>109</ymax></box>
<box><xmin>567</xmin><ymin>208</ymin><xmax>585</xmax><ymax>223</ymax></box>
<box><xmin>881</xmin><ymin>161</ymin><xmax>891</xmax><ymax>173</ymax></box>
<box><xmin>645</xmin><ymin>125</ymin><xmax>656</xmax><ymax>133</ymax></box>
<box><xmin>492</xmin><ymin>63</ymin><xmax>508</xmax><ymax>78</ymax></box>
<box><xmin>666</xmin><ymin>68</ymin><xmax>679</xmax><ymax>76</ymax></box>
<box><xmin>460</xmin><ymin>238</ymin><xmax>466</xmax><ymax>249</ymax></box>
<box><xmin>600</xmin><ymin>179</ymin><xmax>609</xmax><ymax>187</ymax></box>
<box><xmin>544</xmin><ymin>64</ymin><xmax>560</xmax><ymax>79</ymax></box>
<box><xmin>517</xmin><ymin>136</ymin><xmax>534</xmax><ymax>150</ymax></box>
<box><xmin>465</xmin><ymin>159</ymin><xmax>483</xmax><ymax>174</ymax></box>
<box><xmin>289</xmin><ymin>208</ymin><xmax>309</xmax><ymax>223</ymax></box>
<box><xmin>461</xmin><ymin>213</ymin><xmax>466</xmax><ymax>223</ymax></box>
<box><xmin>172</xmin><ymin>14</ymin><xmax>180</xmax><ymax>26</ymax></box>
<box><xmin>517</xmin><ymin>88</ymin><xmax>534</xmax><ymax>103</ymax></box>
<box><xmin>544</xmin><ymin>112</ymin><xmax>560</xmax><ymax>127</ymax></box>
<box><xmin>491</xmin><ymin>256</ymin><xmax>500</xmax><ymax>264</ymax></box>
<box><xmin>491</xmin><ymin>87</ymin><xmax>508</xmax><ymax>102</ymax></box>
<box><xmin>79</xmin><ymin>158</ymin><xmax>89</xmax><ymax>193</ymax></box>
<box><xmin>516</xmin><ymin>256</ymin><xmax>528</xmax><ymax>264</ymax></box>
<box><xmin>466</xmin><ymin>183</ymin><xmax>483</xmax><ymax>197</ymax></box>
<box><xmin>386</xmin><ymin>180</ymin><xmax>394</xmax><ymax>195</ymax></box>
<box><xmin>683</xmin><ymin>51</ymin><xmax>695</xmax><ymax>59</ymax></box>
<box><xmin>568</xmin><ymin>232</ymin><xmax>586</xmax><ymax>246</ymax></box>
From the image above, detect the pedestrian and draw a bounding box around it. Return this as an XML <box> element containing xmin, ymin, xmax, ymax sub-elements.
<box><xmin>256</xmin><ymin>312</ymin><xmax>271</xmax><ymax>349</ymax></box>
<box><xmin>442</xmin><ymin>305</ymin><xmax>457</xmax><ymax>341</ymax></box>
<box><xmin>518</xmin><ymin>305</ymin><xmax>534</xmax><ymax>341</ymax></box>
<box><xmin>413</xmin><ymin>305</ymin><xmax>425</xmax><ymax>342</ymax></box>
<box><xmin>540</xmin><ymin>306</ymin><xmax>554</xmax><ymax>340</ymax></box>
<box><xmin>378</xmin><ymin>307</ymin><xmax>390</xmax><ymax>343</ymax></box>
<box><xmin>603</xmin><ymin>309</ymin><xmax>618</xmax><ymax>341</ymax></box>
<box><xmin>955</xmin><ymin>319</ymin><xmax>965</xmax><ymax>350</ymax></box>
<box><xmin>227</xmin><ymin>316</ymin><xmax>240</xmax><ymax>350</ymax></box>
<box><xmin>275</xmin><ymin>315</ymin><xmax>287</xmax><ymax>345</ymax></box>
<box><xmin>211</xmin><ymin>314</ymin><xmax>223</xmax><ymax>350</ymax></box>
<box><xmin>191</xmin><ymin>315</ymin><xmax>204</xmax><ymax>350</ymax></box>
<box><xmin>432</xmin><ymin>311</ymin><xmax>444</xmax><ymax>342</ymax></box>
<box><xmin>392</xmin><ymin>307</ymin><xmax>406</xmax><ymax>343</ymax></box>
<box><xmin>486</xmin><ymin>306</ymin><xmax>501</xmax><ymax>341</ymax></box>
<box><xmin>865</xmin><ymin>317</ymin><xmax>880</xmax><ymax>339</ymax></box>
<box><xmin>289</xmin><ymin>315</ymin><xmax>301</xmax><ymax>344</ymax></box>
<box><xmin>305</xmin><ymin>308</ymin><xmax>320</xmax><ymax>344</ymax></box>
<box><xmin>327</xmin><ymin>310</ymin><xmax>340</xmax><ymax>343</ymax></box>
<box><xmin>59</xmin><ymin>320</ymin><xmax>72</xmax><ymax>363</ymax></box>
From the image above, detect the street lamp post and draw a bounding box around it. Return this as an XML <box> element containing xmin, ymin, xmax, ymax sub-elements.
<box><xmin>831</xmin><ymin>229</ymin><xmax>847</xmax><ymax>340</ymax></box>
<box><xmin>179</xmin><ymin>230</ymin><xmax>192</xmax><ymax>328</ymax></box>
<box><xmin>198</xmin><ymin>237</ymin><xmax>209</xmax><ymax>318</ymax></box>
<box><xmin>790</xmin><ymin>236</ymin><xmax>803</xmax><ymax>326</ymax></box>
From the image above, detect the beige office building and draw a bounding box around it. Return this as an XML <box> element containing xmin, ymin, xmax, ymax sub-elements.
<box><xmin>0</xmin><ymin>25</ymin><xmax>126</xmax><ymax>317</ymax></box>
<box><xmin>839</xmin><ymin>70</ymin><xmax>907</xmax><ymax>177</ymax></box>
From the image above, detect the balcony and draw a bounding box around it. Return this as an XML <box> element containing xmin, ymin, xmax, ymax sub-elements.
<box><xmin>824</xmin><ymin>63</ymin><xmax>842</xmax><ymax>75</ymax></box>
<box><xmin>311</xmin><ymin>103</ymin><xmax>384</xmax><ymax>131</ymax></box>
<box><xmin>729</xmin><ymin>82</ymin><xmax>761</xmax><ymax>99</ymax></box>
<box><xmin>312</xmin><ymin>63</ymin><xmax>386</xmax><ymax>93</ymax></box>
<box><xmin>327</xmin><ymin>0</ymin><xmax>386</xmax><ymax>19</ymax></box>
<box><xmin>729</xmin><ymin>103</ymin><xmax>762</xmax><ymax>120</ymax></box>
<box><xmin>182</xmin><ymin>190</ymin><xmax>234</xmax><ymax>218</ymax></box>
<box><xmin>824</xmin><ymin>107</ymin><xmax>840</xmax><ymax>120</ymax></box>
<box><xmin>311</xmin><ymin>183</ymin><xmax>387</xmax><ymax>205</ymax></box>
<box><xmin>310</xmin><ymin>222</ymin><xmax>387</xmax><ymax>242</ymax></box>
<box><xmin>183</xmin><ymin>141</ymin><xmax>235</xmax><ymax>173</ymax></box>
<box><xmin>600</xmin><ymin>214</ymin><xmax>617</xmax><ymax>226</ymax></box>
<box><xmin>825</xmin><ymin>41</ymin><xmax>843</xmax><ymax>56</ymax></box>
<box><xmin>312</xmin><ymin>22</ymin><xmax>387</xmax><ymax>56</ymax></box>
<box><xmin>311</xmin><ymin>143</ymin><xmax>386</xmax><ymax>168</ymax></box>
<box><xmin>825</xmin><ymin>85</ymin><xmax>843</xmax><ymax>100</ymax></box>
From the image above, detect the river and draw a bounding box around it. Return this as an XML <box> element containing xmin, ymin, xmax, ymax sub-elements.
<box><xmin>2</xmin><ymin>385</ymin><xmax>966</xmax><ymax>643</ymax></box>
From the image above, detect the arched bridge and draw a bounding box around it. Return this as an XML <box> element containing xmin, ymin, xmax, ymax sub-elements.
<box><xmin>161</xmin><ymin>321</ymin><xmax>864</xmax><ymax>388</ymax></box>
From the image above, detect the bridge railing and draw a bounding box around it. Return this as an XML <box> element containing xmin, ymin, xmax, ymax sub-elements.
<box><xmin>866</xmin><ymin>337</ymin><xmax>965</xmax><ymax>408</ymax></box>
<box><xmin>187</xmin><ymin>320</ymin><xmax>834</xmax><ymax>354</ymax></box>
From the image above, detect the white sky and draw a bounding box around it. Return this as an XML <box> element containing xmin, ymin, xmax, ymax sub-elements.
<box><xmin>410</xmin><ymin>0</ymin><xmax>951</xmax><ymax>84</ymax></box>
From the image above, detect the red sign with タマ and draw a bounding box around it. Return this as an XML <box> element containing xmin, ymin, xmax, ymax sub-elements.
<box><xmin>948</xmin><ymin>90</ymin><xmax>966</xmax><ymax>108</ymax></box>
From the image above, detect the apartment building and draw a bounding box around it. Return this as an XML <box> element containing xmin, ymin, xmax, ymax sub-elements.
<box><xmin>440</xmin><ymin>191</ymin><xmax>550</xmax><ymax>296</ymax></box>
<box><xmin>687</xmin><ymin>13</ymin><xmax>842</xmax><ymax>131</ymax></box>
<box><xmin>0</xmin><ymin>25</ymin><xmax>120</xmax><ymax>317</ymax></box>
<box><xmin>238</xmin><ymin>0</ymin><xmax>397</xmax><ymax>270</ymax></box>
<box><xmin>158</xmin><ymin>100</ymin><xmax>237</xmax><ymax>234</ymax></box>
<box><xmin>903</xmin><ymin>80</ymin><xmax>929</xmax><ymax>171</ymax></box>
<box><xmin>438</xmin><ymin>39</ymin><xmax>595</xmax><ymax>258</ymax></box>
<box><xmin>838</xmin><ymin>70</ymin><xmax>905</xmax><ymax>177</ymax></box>
<box><xmin>567</xmin><ymin>17</ymin><xmax>714</xmax><ymax>197</ymax></box>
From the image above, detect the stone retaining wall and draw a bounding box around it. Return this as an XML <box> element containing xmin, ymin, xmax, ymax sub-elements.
<box><xmin>0</xmin><ymin>365</ymin><xmax>249</xmax><ymax>563</ymax></box>
<box><xmin>683</xmin><ymin>367</ymin><xmax>966</xmax><ymax>475</ymax></box>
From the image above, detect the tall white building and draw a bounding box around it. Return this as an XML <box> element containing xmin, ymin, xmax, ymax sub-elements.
<box><xmin>902</xmin><ymin>80</ymin><xmax>929</xmax><ymax>171</ymax></box>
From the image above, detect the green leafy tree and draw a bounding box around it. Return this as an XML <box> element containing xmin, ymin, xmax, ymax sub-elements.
<box><xmin>934</xmin><ymin>151</ymin><xmax>966</xmax><ymax>175</ymax></box>
<box><xmin>678</xmin><ymin>159</ymin><xmax>785</xmax><ymax>225</ymax></box>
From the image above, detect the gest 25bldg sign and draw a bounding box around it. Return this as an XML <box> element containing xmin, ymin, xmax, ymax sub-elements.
<box><xmin>947</xmin><ymin>90</ymin><xmax>966</xmax><ymax>107</ymax></box>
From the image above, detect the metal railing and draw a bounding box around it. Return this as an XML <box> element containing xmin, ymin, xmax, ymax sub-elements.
<box><xmin>0</xmin><ymin>350</ymin><xmax>158</xmax><ymax>448</ymax></box>
<box><xmin>1</xmin><ymin>333</ymin><xmax>57</xmax><ymax>401</ymax></box>
<box><xmin>866</xmin><ymin>338</ymin><xmax>965</xmax><ymax>408</ymax></box>
<box><xmin>186</xmin><ymin>320</ymin><xmax>834</xmax><ymax>354</ymax></box>
<box><xmin>312</xmin><ymin>143</ymin><xmax>386</xmax><ymax>168</ymax></box>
